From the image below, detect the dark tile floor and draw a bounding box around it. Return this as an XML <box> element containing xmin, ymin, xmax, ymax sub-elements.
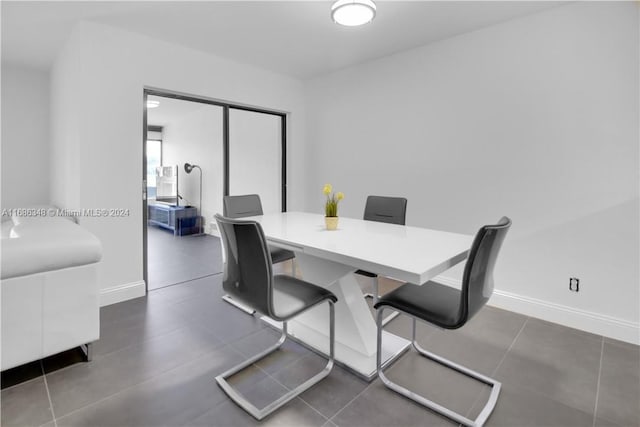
<box><xmin>2</xmin><ymin>266</ymin><xmax>639</xmax><ymax>426</ymax></box>
<box><xmin>147</xmin><ymin>225</ymin><xmax>223</xmax><ymax>290</ymax></box>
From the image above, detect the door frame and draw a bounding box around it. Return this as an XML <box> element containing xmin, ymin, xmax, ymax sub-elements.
<box><xmin>142</xmin><ymin>87</ymin><xmax>288</xmax><ymax>291</ymax></box>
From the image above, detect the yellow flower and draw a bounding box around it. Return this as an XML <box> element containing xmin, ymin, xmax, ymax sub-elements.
<box><xmin>322</xmin><ymin>184</ymin><xmax>343</xmax><ymax>217</ymax></box>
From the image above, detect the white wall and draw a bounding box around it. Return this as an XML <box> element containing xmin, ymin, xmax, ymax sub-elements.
<box><xmin>47</xmin><ymin>3</ymin><xmax>638</xmax><ymax>342</ymax></box>
<box><xmin>50</xmin><ymin>34</ymin><xmax>84</xmax><ymax>212</ymax></box>
<box><xmin>160</xmin><ymin>103</ymin><xmax>224</xmax><ymax>223</ymax></box>
<box><xmin>229</xmin><ymin>109</ymin><xmax>283</xmax><ymax>214</ymax></box>
<box><xmin>50</xmin><ymin>21</ymin><xmax>307</xmax><ymax>305</ymax></box>
<box><xmin>1</xmin><ymin>64</ymin><xmax>50</xmax><ymax>209</ymax></box>
<box><xmin>304</xmin><ymin>2</ymin><xmax>639</xmax><ymax>342</ymax></box>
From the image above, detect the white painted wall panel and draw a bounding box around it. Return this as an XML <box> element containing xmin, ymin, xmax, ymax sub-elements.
<box><xmin>49</xmin><ymin>22</ymin><xmax>306</xmax><ymax>303</ymax></box>
<box><xmin>304</xmin><ymin>2</ymin><xmax>639</xmax><ymax>340</ymax></box>
<box><xmin>229</xmin><ymin>109</ymin><xmax>282</xmax><ymax>214</ymax></box>
<box><xmin>1</xmin><ymin>65</ymin><xmax>50</xmax><ymax>209</ymax></box>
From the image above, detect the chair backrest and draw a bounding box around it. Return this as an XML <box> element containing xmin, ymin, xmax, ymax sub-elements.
<box><xmin>363</xmin><ymin>196</ymin><xmax>407</xmax><ymax>225</ymax></box>
<box><xmin>459</xmin><ymin>216</ymin><xmax>511</xmax><ymax>325</ymax></box>
<box><xmin>214</xmin><ymin>214</ymin><xmax>274</xmax><ymax>316</ymax></box>
<box><xmin>223</xmin><ymin>194</ymin><xmax>264</xmax><ymax>218</ymax></box>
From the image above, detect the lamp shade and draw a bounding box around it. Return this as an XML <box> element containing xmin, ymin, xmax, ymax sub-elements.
<box><xmin>331</xmin><ymin>0</ymin><xmax>376</xmax><ymax>27</ymax></box>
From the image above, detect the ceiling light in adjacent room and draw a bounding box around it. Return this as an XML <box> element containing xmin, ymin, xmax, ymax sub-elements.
<box><xmin>147</xmin><ymin>100</ymin><xmax>160</xmax><ymax>109</ymax></box>
<box><xmin>331</xmin><ymin>0</ymin><xmax>376</xmax><ymax>27</ymax></box>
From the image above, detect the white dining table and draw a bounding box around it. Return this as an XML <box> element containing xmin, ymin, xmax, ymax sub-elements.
<box><xmin>240</xmin><ymin>211</ymin><xmax>473</xmax><ymax>381</ymax></box>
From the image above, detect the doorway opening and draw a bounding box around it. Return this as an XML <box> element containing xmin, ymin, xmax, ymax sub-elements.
<box><xmin>142</xmin><ymin>88</ymin><xmax>288</xmax><ymax>292</ymax></box>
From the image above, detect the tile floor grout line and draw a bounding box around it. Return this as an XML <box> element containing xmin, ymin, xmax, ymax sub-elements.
<box><xmin>328</xmin><ymin>379</ymin><xmax>377</xmax><ymax>423</ymax></box>
<box><xmin>222</xmin><ymin>338</ymin><xmax>330</xmax><ymax>421</ymax></box>
<box><xmin>592</xmin><ymin>336</ymin><xmax>605</xmax><ymax>427</ymax></box>
<box><xmin>238</xmin><ymin>350</ymin><xmax>332</xmax><ymax>423</ymax></box>
<box><xmin>272</xmin><ymin>354</ymin><xmax>334</xmax><ymax>422</ymax></box>
<box><xmin>38</xmin><ymin>324</ymin><xmax>196</xmax><ymax>378</ymax></box>
<box><xmin>229</xmin><ymin>328</ymin><xmax>377</xmax><ymax>425</ymax></box>
<box><xmin>10</xmin><ymin>271</ymin><xmax>637</xmax><ymax>427</ymax></box>
<box><xmin>97</xmin><ymin>307</ymin><xmax>195</xmax><ymax>361</ymax></box>
<box><xmin>464</xmin><ymin>316</ymin><xmax>530</xmax><ymax>419</ymax></box>
<box><xmin>296</xmin><ymin>396</ymin><xmax>331</xmax><ymax>424</ymax></box>
<box><xmin>278</xmin><ymin>374</ymin><xmax>331</xmax><ymax>424</ymax></box>
<box><xmin>47</xmin><ymin>344</ymin><xmax>244</xmax><ymax>424</ymax></box>
<box><xmin>148</xmin><ymin>271</ymin><xmax>223</xmax><ymax>292</ymax></box>
<box><xmin>225</xmin><ymin>324</ymin><xmax>369</xmax><ymax>423</ymax></box>
<box><xmin>491</xmin><ymin>316</ymin><xmax>529</xmax><ymax>377</ymax></box>
<box><xmin>40</xmin><ymin>361</ymin><xmax>58</xmax><ymax>427</ymax></box>
<box><xmin>486</xmin><ymin>318</ymin><xmax>608</xmax><ymax>421</ymax></box>
<box><xmin>0</xmin><ymin>371</ymin><xmax>46</xmax><ymax>392</ymax></box>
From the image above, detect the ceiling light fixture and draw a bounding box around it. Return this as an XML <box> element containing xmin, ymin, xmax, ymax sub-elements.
<box><xmin>147</xmin><ymin>99</ymin><xmax>160</xmax><ymax>109</ymax></box>
<box><xmin>331</xmin><ymin>0</ymin><xmax>376</xmax><ymax>27</ymax></box>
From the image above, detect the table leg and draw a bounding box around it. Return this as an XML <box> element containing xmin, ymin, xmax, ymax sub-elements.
<box><xmin>264</xmin><ymin>252</ymin><xmax>410</xmax><ymax>381</ymax></box>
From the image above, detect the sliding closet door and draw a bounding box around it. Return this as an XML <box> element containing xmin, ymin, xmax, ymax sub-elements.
<box><xmin>228</xmin><ymin>108</ymin><xmax>284</xmax><ymax>213</ymax></box>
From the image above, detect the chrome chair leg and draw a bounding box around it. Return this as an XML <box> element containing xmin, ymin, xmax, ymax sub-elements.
<box><xmin>216</xmin><ymin>301</ymin><xmax>335</xmax><ymax>420</ymax></box>
<box><xmin>221</xmin><ymin>295</ymin><xmax>256</xmax><ymax>315</ymax></box>
<box><xmin>377</xmin><ymin>308</ymin><xmax>501</xmax><ymax>427</ymax></box>
<box><xmin>364</xmin><ymin>277</ymin><xmax>398</xmax><ymax>326</ymax></box>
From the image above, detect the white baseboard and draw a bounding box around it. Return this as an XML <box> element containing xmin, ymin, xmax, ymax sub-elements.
<box><xmin>435</xmin><ymin>276</ymin><xmax>640</xmax><ymax>345</ymax></box>
<box><xmin>99</xmin><ymin>280</ymin><xmax>146</xmax><ymax>307</ymax></box>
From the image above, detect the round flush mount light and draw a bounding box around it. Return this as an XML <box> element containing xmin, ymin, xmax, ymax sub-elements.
<box><xmin>147</xmin><ymin>99</ymin><xmax>160</xmax><ymax>109</ymax></box>
<box><xmin>331</xmin><ymin>0</ymin><xmax>376</xmax><ymax>27</ymax></box>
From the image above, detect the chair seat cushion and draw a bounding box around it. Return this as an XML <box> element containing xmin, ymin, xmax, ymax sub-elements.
<box><xmin>272</xmin><ymin>274</ymin><xmax>337</xmax><ymax>321</ymax></box>
<box><xmin>354</xmin><ymin>269</ymin><xmax>377</xmax><ymax>278</ymax></box>
<box><xmin>269</xmin><ymin>247</ymin><xmax>295</xmax><ymax>264</ymax></box>
<box><xmin>374</xmin><ymin>280</ymin><xmax>462</xmax><ymax>329</ymax></box>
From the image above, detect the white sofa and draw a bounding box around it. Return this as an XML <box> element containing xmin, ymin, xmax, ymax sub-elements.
<box><xmin>1</xmin><ymin>213</ymin><xmax>102</xmax><ymax>371</ymax></box>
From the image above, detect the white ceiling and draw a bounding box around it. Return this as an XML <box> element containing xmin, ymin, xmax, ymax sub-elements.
<box><xmin>2</xmin><ymin>1</ymin><xmax>564</xmax><ymax>79</ymax></box>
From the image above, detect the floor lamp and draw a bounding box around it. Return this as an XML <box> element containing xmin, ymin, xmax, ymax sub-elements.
<box><xmin>184</xmin><ymin>163</ymin><xmax>203</xmax><ymax>235</ymax></box>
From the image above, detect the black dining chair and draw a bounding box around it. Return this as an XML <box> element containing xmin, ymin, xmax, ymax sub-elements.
<box><xmin>223</xmin><ymin>194</ymin><xmax>296</xmax><ymax>267</ymax></box>
<box><xmin>214</xmin><ymin>214</ymin><xmax>337</xmax><ymax>420</ymax></box>
<box><xmin>355</xmin><ymin>195</ymin><xmax>407</xmax><ymax>325</ymax></box>
<box><xmin>222</xmin><ymin>194</ymin><xmax>296</xmax><ymax>314</ymax></box>
<box><xmin>374</xmin><ymin>216</ymin><xmax>511</xmax><ymax>427</ymax></box>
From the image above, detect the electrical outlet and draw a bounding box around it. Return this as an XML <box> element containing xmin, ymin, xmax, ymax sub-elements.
<box><xmin>569</xmin><ymin>277</ymin><xmax>580</xmax><ymax>292</ymax></box>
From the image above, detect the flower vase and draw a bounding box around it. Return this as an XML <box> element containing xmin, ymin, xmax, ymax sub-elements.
<box><xmin>325</xmin><ymin>216</ymin><xmax>339</xmax><ymax>231</ymax></box>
